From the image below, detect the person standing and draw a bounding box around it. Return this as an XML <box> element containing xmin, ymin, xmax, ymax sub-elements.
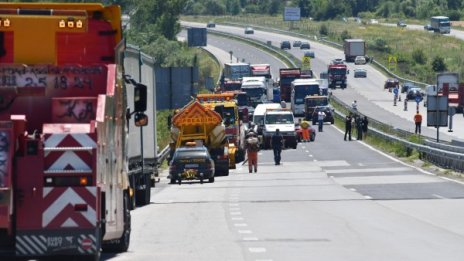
<box><xmin>271</xmin><ymin>129</ymin><xmax>284</xmax><ymax>165</ymax></box>
<box><xmin>245</xmin><ymin>131</ymin><xmax>260</xmax><ymax>173</ymax></box>
<box><xmin>317</xmin><ymin>109</ymin><xmax>326</xmax><ymax>132</ymax></box>
<box><xmin>362</xmin><ymin>116</ymin><xmax>369</xmax><ymax>138</ymax></box>
<box><xmin>344</xmin><ymin>114</ymin><xmax>352</xmax><ymax>141</ymax></box>
<box><xmin>351</xmin><ymin>100</ymin><xmax>358</xmax><ymax>111</ymax></box>
<box><xmin>300</xmin><ymin>119</ymin><xmax>311</xmax><ymax>142</ymax></box>
<box><xmin>414</xmin><ymin>110</ymin><xmax>422</xmax><ymax>134</ymax></box>
<box><xmin>355</xmin><ymin>115</ymin><xmax>363</xmax><ymax>140</ymax></box>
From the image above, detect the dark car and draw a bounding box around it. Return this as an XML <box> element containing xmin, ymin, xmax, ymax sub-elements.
<box><xmin>207</xmin><ymin>21</ymin><xmax>215</xmax><ymax>28</ymax></box>
<box><xmin>280</xmin><ymin>40</ymin><xmax>291</xmax><ymax>49</ymax></box>
<box><xmin>384</xmin><ymin>78</ymin><xmax>400</xmax><ymax>90</ymax></box>
<box><xmin>311</xmin><ymin>106</ymin><xmax>335</xmax><ymax>125</ymax></box>
<box><xmin>303</xmin><ymin>51</ymin><xmax>315</xmax><ymax>58</ymax></box>
<box><xmin>424</xmin><ymin>24</ymin><xmax>433</xmax><ymax>31</ymax></box>
<box><xmin>295</xmin><ymin>121</ymin><xmax>316</xmax><ymax>142</ymax></box>
<box><xmin>293</xmin><ymin>40</ymin><xmax>302</xmax><ymax>47</ymax></box>
<box><xmin>331</xmin><ymin>58</ymin><xmax>344</xmax><ymax>65</ymax></box>
<box><xmin>169</xmin><ymin>145</ymin><xmax>215</xmax><ymax>184</ymax></box>
<box><xmin>244</xmin><ymin>27</ymin><xmax>254</xmax><ymax>34</ymax></box>
<box><xmin>401</xmin><ymin>81</ymin><xmax>416</xmax><ymax>93</ymax></box>
<box><xmin>406</xmin><ymin>87</ymin><xmax>425</xmax><ymax>101</ymax></box>
<box><xmin>300</xmin><ymin>42</ymin><xmax>310</xmax><ymax>49</ymax></box>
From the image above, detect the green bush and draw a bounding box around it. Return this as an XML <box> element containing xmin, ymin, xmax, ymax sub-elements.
<box><xmin>340</xmin><ymin>30</ymin><xmax>351</xmax><ymax>41</ymax></box>
<box><xmin>411</xmin><ymin>49</ymin><xmax>427</xmax><ymax>65</ymax></box>
<box><xmin>319</xmin><ymin>24</ymin><xmax>329</xmax><ymax>36</ymax></box>
<box><xmin>432</xmin><ymin>56</ymin><xmax>447</xmax><ymax>72</ymax></box>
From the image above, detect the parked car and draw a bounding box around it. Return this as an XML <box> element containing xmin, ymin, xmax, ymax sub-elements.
<box><xmin>295</xmin><ymin>122</ymin><xmax>316</xmax><ymax>142</ymax></box>
<box><xmin>354</xmin><ymin>56</ymin><xmax>366</xmax><ymax>65</ymax></box>
<box><xmin>354</xmin><ymin>68</ymin><xmax>367</xmax><ymax>78</ymax></box>
<box><xmin>207</xmin><ymin>21</ymin><xmax>215</xmax><ymax>28</ymax></box>
<box><xmin>406</xmin><ymin>87</ymin><xmax>425</xmax><ymax>101</ymax></box>
<box><xmin>384</xmin><ymin>78</ymin><xmax>400</xmax><ymax>90</ymax></box>
<box><xmin>300</xmin><ymin>42</ymin><xmax>310</xmax><ymax>49</ymax></box>
<box><xmin>169</xmin><ymin>145</ymin><xmax>215</xmax><ymax>184</ymax></box>
<box><xmin>280</xmin><ymin>40</ymin><xmax>291</xmax><ymax>49</ymax></box>
<box><xmin>424</xmin><ymin>24</ymin><xmax>433</xmax><ymax>31</ymax></box>
<box><xmin>303</xmin><ymin>50</ymin><xmax>315</xmax><ymax>58</ymax></box>
<box><xmin>402</xmin><ymin>81</ymin><xmax>416</xmax><ymax>93</ymax></box>
<box><xmin>244</xmin><ymin>27</ymin><xmax>254</xmax><ymax>34</ymax></box>
<box><xmin>397</xmin><ymin>21</ymin><xmax>407</xmax><ymax>27</ymax></box>
<box><xmin>293</xmin><ymin>40</ymin><xmax>302</xmax><ymax>47</ymax></box>
<box><xmin>311</xmin><ymin>106</ymin><xmax>335</xmax><ymax>124</ymax></box>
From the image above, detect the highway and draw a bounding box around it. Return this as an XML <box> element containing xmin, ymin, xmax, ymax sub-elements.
<box><xmin>103</xmin><ymin>24</ymin><xmax>464</xmax><ymax>261</ymax></box>
<box><xmin>182</xmin><ymin>21</ymin><xmax>464</xmax><ymax>143</ymax></box>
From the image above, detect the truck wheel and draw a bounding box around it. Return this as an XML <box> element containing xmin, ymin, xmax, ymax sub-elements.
<box><xmin>310</xmin><ymin>133</ymin><xmax>315</xmax><ymax>142</ymax></box>
<box><xmin>331</xmin><ymin>119</ymin><xmax>334</xmax><ymax>124</ymax></box>
<box><xmin>209</xmin><ymin>177</ymin><xmax>215</xmax><ymax>183</ymax></box>
<box><xmin>135</xmin><ymin>175</ymin><xmax>151</xmax><ymax>206</ymax></box>
<box><xmin>178</xmin><ymin>178</ymin><xmax>182</xmax><ymax>185</ymax></box>
<box><xmin>103</xmin><ymin>193</ymin><xmax>131</xmax><ymax>253</ymax></box>
<box><xmin>223</xmin><ymin>168</ymin><xmax>229</xmax><ymax>176</ymax></box>
<box><xmin>200</xmin><ymin>178</ymin><xmax>204</xmax><ymax>184</ymax></box>
<box><xmin>170</xmin><ymin>178</ymin><xmax>176</xmax><ymax>184</ymax></box>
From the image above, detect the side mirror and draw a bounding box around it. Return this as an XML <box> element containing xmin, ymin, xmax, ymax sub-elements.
<box><xmin>134</xmin><ymin>112</ymin><xmax>148</xmax><ymax>127</ymax></box>
<box><xmin>134</xmin><ymin>83</ymin><xmax>147</xmax><ymax>112</ymax></box>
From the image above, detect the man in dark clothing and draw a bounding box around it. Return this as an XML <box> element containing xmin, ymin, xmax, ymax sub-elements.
<box><xmin>355</xmin><ymin>115</ymin><xmax>363</xmax><ymax>140</ymax></box>
<box><xmin>344</xmin><ymin>114</ymin><xmax>352</xmax><ymax>141</ymax></box>
<box><xmin>271</xmin><ymin>128</ymin><xmax>284</xmax><ymax>165</ymax></box>
<box><xmin>362</xmin><ymin>116</ymin><xmax>369</xmax><ymax>138</ymax></box>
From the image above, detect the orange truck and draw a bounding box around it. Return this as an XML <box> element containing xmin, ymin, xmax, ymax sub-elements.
<box><xmin>0</xmin><ymin>3</ymin><xmax>141</xmax><ymax>259</ymax></box>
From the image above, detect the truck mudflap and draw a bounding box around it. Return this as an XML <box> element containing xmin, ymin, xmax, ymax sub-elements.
<box><xmin>15</xmin><ymin>228</ymin><xmax>100</xmax><ymax>257</ymax></box>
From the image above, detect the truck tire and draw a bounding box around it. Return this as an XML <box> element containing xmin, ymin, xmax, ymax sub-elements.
<box><xmin>103</xmin><ymin>193</ymin><xmax>131</xmax><ymax>253</ymax></box>
<box><xmin>135</xmin><ymin>174</ymin><xmax>151</xmax><ymax>206</ymax></box>
<box><xmin>310</xmin><ymin>133</ymin><xmax>315</xmax><ymax>142</ymax></box>
<box><xmin>170</xmin><ymin>178</ymin><xmax>176</xmax><ymax>184</ymax></box>
<box><xmin>209</xmin><ymin>177</ymin><xmax>215</xmax><ymax>183</ymax></box>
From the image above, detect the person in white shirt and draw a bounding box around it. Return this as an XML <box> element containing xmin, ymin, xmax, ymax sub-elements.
<box><xmin>317</xmin><ymin>110</ymin><xmax>326</xmax><ymax>132</ymax></box>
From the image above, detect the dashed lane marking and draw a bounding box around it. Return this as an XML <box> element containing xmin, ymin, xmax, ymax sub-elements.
<box><xmin>432</xmin><ymin>194</ymin><xmax>447</xmax><ymax>199</ymax></box>
<box><xmin>238</xmin><ymin>230</ymin><xmax>252</xmax><ymax>234</ymax></box>
<box><xmin>232</xmin><ymin>217</ymin><xmax>244</xmax><ymax>221</ymax></box>
<box><xmin>364</xmin><ymin>195</ymin><xmax>372</xmax><ymax>200</ymax></box>
<box><xmin>243</xmin><ymin>237</ymin><xmax>258</xmax><ymax>241</ymax></box>
<box><xmin>234</xmin><ymin>223</ymin><xmax>248</xmax><ymax>227</ymax></box>
<box><xmin>249</xmin><ymin>247</ymin><xmax>267</xmax><ymax>253</ymax></box>
<box><xmin>231</xmin><ymin>212</ymin><xmax>242</xmax><ymax>215</ymax></box>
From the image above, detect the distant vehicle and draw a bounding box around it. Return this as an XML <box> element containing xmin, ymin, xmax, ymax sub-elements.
<box><xmin>354</xmin><ymin>56</ymin><xmax>366</xmax><ymax>65</ymax></box>
<box><xmin>384</xmin><ymin>78</ymin><xmax>400</xmax><ymax>90</ymax></box>
<box><xmin>344</xmin><ymin>39</ymin><xmax>366</xmax><ymax>62</ymax></box>
<box><xmin>304</xmin><ymin>50</ymin><xmax>315</xmax><ymax>58</ymax></box>
<box><xmin>244</xmin><ymin>27</ymin><xmax>254</xmax><ymax>34</ymax></box>
<box><xmin>207</xmin><ymin>21</ymin><xmax>215</xmax><ymax>28</ymax></box>
<box><xmin>300</xmin><ymin>42</ymin><xmax>310</xmax><ymax>49</ymax></box>
<box><xmin>293</xmin><ymin>40</ymin><xmax>302</xmax><ymax>47</ymax></box>
<box><xmin>291</xmin><ymin>78</ymin><xmax>320</xmax><ymax>116</ymax></box>
<box><xmin>424</xmin><ymin>24</ymin><xmax>433</xmax><ymax>31</ymax></box>
<box><xmin>397</xmin><ymin>21</ymin><xmax>407</xmax><ymax>27</ymax></box>
<box><xmin>311</xmin><ymin>106</ymin><xmax>335</xmax><ymax>125</ymax></box>
<box><xmin>430</xmin><ymin>16</ymin><xmax>451</xmax><ymax>34</ymax></box>
<box><xmin>401</xmin><ymin>81</ymin><xmax>416</xmax><ymax>93</ymax></box>
<box><xmin>169</xmin><ymin>145</ymin><xmax>215</xmax><ymax>184</ymax></box>
<box><xmin>353</xmin><ymin>68</ymin><xmax>367</xmax><ymax>78</ymax></box>
<box><xmin>331</xmin><ymin>58</ymin><xmax>344</xmax><ymax>65</ymax></box>
<box><xmin>406</xmin><ymin>87</ymin><xmax>424</xmax><ymax>101</ymax></box>
<box><xmin>280</xmin><ymin>40</ymin><xmax>291</xmax><ymax>50</ymax></box>
<box><xmin>328</xmin><ymin>63</ymin><xmax>348</xmax><ymax>89</ymax></box>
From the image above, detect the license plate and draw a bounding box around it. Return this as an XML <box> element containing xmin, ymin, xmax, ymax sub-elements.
<box><xmin>336</xmin><ymin>81</ymin><xmax>341</xmax><ymax>84</ymax></box>
<box><xmin>185</xmin><ymin>164</ymin><xmax>199</xmax><ymax>168</ymax></box>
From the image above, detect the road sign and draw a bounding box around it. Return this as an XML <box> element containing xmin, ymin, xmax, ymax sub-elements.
<box><xmin>187</xmin><ymin>27</ymin><xmax>207</xmax><ymax>47</ymax></box>
<box><xmin>283</xmin><ymin>7</ymin><xmax>301</xmax><ymax>21</ymax></box>
<box><xmin>415</xmin><ymin>96</ymin><xmax>422</xmax><ymax>104</ymax></box>
<box><xmin>427</xmin><ymin>95</ymin><xmax>448</xmax><ymax>127</ymax></box>
<box><xmin>301</xmin><ymin>56</ymin><xmax>311</xmax><ymax>70</ymax></box>
<box><xmin>388</xmin><ymin>55</ymin><xmax>397</xmax><ymax>71</ymax></box>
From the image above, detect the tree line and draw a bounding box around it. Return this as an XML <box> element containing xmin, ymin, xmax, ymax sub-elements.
<box><xmin>184</xmin><ymin>0</ymin><xmax>464</xmax><ymax>21</ymax></box>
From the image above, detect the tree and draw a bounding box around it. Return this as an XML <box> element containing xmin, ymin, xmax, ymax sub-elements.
<box><xmin>432</xmin><ymin>56</ymin><xmax>447</xmax><ymax>72</ymax></box>
<box><xmin>267</xmin><ymin>0</ymin><xmax>282</xmax><ymax>15</ymax></box>
<box><xmin>295</xmin><ymin>0</ymin><xmax>313</xmax><ymax>18</ymax></box>
<box><xmin>204</xmin><ymin>0</ymin><xmax>226</xmax><ymax>15</ymax></box>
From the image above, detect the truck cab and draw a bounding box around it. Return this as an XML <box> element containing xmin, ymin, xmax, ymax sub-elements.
<box><xmin>241</xmin><ymin>77</ymin><xmax>272</xmax><ymax>108</ymax></box>
<box><xmin>262</xmin><ymin>109</ymin><xmax>297</xmax><ymax>149</ymax></box>
<box><xmin>291</xmin><ymin>79</ymin><xmax>320</xmax><ymax>116</ymax></box>
<box><xmin>328</xmin><ymin>63</ymin><xmax>348</xmax><ymax>89</ymax></box>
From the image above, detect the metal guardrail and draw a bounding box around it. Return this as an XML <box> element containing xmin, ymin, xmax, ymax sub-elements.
<box><xmin>331</xmin><ymin>95</ymin><xmax>464</xmax><ymax>172</ymax></box>
<box><xmin>158</xmin><ymin>145</ymin><xmax>171</xmax><ymax>167</ymax></box>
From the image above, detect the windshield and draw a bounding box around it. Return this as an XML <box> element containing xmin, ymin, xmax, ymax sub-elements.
<box><xmin>223</xmin><ymin>107</ymin><xmax>236</xmax><ymax>124</ymax></box>
<box><xmin>329</xmin><ymin>68</ymin><xmax>347</xmax><ymax>75</ymax></box>
<box><xmin>440</xmin><ymin>21</ymin><xmax>451</xmax><ymax>26</ymax></box>
<box><xmin>176</xmin><ymin>149</ymin><xmax>207</xmax><ymax>159</ymax></box>
<box><xmin>236</xmin><ymin>94</ymin><xmax>248</xmax><ymax>106</ymax></box>
<box><xmin>224</xmin><ymin>83</ymin><xmax>241</xmax><ymax>91</ymax></box>
<box><xmin>305</xmin><ymin>98</ymin><xmax>328</xmax><ymax>107</ymax></box>
<box><xmin>242</xmin><ymin>87</ymin><xmax>264</xmax><ymax>98</ymax></box>
<box><xmin>253</xmin><ymin>115</ymin><xmax>263</xmax><ymax>125</ymax></box>
<box><xmin>294</xmin><ymin>85</ymin><xmax>319</xmax><ymax>103</ymax></box>
<box><xmin>265</xmin><ymin>114</ymin><xmax>294</xmax><ymax>124</ymax></box>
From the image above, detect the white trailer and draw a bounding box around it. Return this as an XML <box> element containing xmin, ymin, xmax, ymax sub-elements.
<box><xmin>344</xmin><ymin>39</ymin><xmax>366</xmax><ymax>62</ymax></box>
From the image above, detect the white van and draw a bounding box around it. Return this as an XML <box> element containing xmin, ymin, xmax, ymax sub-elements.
<box><xmin>262</xmin><ymin>109</ymin><xmax>297</xmax><ymax>149</ymax></box>
<box><xmin>252</xmin><ymin>103</ymin><xmax>281</xmax><ymax>135</ymax></box>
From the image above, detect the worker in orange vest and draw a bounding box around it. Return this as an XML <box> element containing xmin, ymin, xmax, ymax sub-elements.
<box><xmin>300</xmin><ymin>119</ymin><xmax>311</xmax><ymax>142</ymax></box>
<box><xmin>414</xmin><ymin>110</ymin><xmax>422</xmax><ymax>134</ymax></box>
<box><xmin>245</xmin><ymin>131</ymin><xmax>259</xmax><ymax>173</ymax></box>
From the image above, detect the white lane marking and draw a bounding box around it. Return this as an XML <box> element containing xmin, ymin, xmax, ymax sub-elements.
<box><xmin>349</xmin><ymin>188</ymin><xmax>357</xmax><ymax>192</ymax></box>
<box><xmin>238</xmin><ymin>230</ymin><xmax>252</xmax><ymax>234</ymax></box>
<box><xmin>229</xmin><ymin>203</ymin><xmax>239</xmax><ymax>206</ymax></box>
<box><xmin>249</xmin><ymin>247</ymin><xmax>267</xmax><ymax>253</ymax></box>
<box><xmin>358</xmin><ymin>163</ymin><xmax>365</xmax><ymax>166</ymax></box>
<box><xmin>308</xmin><ymin>154</ymin><xmax>313</xmax><ymax>157</ymax></box>
<box><xmin>305</xmin><ymin>150</ymin><xmax>309</xmax><ymax>153</ymax></box>
<box><xmin>231</xmin><ymin>212</ymin><xmax>242</xmax><ymax>215</ymax></box>
<box><xmin>256</xmin><ymin>259</ymin><xmax>273</xmax><ymax>261</ymax></box>
<box><xmin>234</xmin><ymin>223</ymin><xmax>248</xmax><ymax>227</ymax></box>
<box><xmin>232</xmin><ymin>217</ymin><xmax>244</xmax><ymax>221</ymax></box>
<box><xmin>229</xmin><ymin>207</ymin><xmax>241</xmax><ymax>211</ymax></box>
<box><xmin>243</xmin><ymin>237</ymin><xmax>258</xmax><ymax>241</ymax></box>
<box><xmin>364</xmin><ymin>195</ymin><xmax>372</xmax><ymax>200</ymax></box>
<box><xmin>432</xmin><ymin>194</ymin><xmax>447</xmax><ymax>199</ymax></box>
<box><xmin>326</xmin><ymin>167</ymin><xmax>410</xmax><ymax>174</ymax></box>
